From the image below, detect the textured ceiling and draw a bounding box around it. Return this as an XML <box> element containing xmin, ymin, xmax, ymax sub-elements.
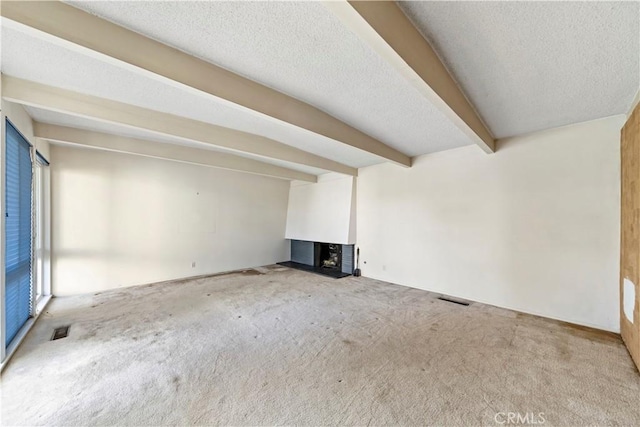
<box><xmin>1</xmin><ymin>25</ymin><xmax>380</xmax><ymax>168</ymax></box>
<box><xmin>25</xmin><ymin>106</ymin><xmax>330</xmax><ymax>177</ymax></box>
<box><xmin>2</xmin><ymin>0</ymin><xmax>635</xmax><ymax>172</ymax></box>
<box><xmin>63</xmin><ymin>0</ymin><xmax>472</xmax><ymax>155</ymax></box>
<box><xmin>399</xmin><ymin>1</ymin><xmax>640</xmax><ymax>138</ymax></box>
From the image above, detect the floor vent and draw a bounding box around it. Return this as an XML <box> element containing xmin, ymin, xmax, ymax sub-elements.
<box><xmin>438</xmin><ymin>296</ymin><xmax>470</xmax><ymax>306</ymax></box>
<box><xmin>51</xmin><ymin>326</ymin><xmax>70</xmax><ymax>341</ymax></box>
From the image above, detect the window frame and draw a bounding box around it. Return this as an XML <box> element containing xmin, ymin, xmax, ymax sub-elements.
<box><xmin>1</xmin><ymin>117</ymin><xmax>52</xmax><ymax>368</ymax></box>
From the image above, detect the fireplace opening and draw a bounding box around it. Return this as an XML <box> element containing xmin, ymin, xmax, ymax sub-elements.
<box><xmin>280</xmin><ymin>240</ymin><xmax>353</xmax><ymax>279</ymax></box>
<box><xmin>315</xmin><ymin>243</ymin><xmax>342</xmax><ymax>271</ymax></box>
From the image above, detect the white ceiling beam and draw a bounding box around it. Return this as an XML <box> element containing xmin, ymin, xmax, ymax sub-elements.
<box><xmin>324</xmin><ymin>1</ymin><xmax>496</xmax><ymax>154</ymax></box>
<box><xmin>35</xmin><ymin>123</ymin><xmax>317</xmax><ymax>183</ymax></box>
<box><xmin>2</xmin><ymin>76</ymin><xmax>357</xmax><ymax>176</ymax></box>
<box><xmin>1</xmin><ymin>0</ymin><xmax>411</xmax><ymax>167</ymax></box>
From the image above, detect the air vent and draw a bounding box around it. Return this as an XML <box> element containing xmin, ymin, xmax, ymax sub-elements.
<box><xmin>51</xmin><ymin>325</ymin><xmax>70</xmax><ymax>341</ymax></box>
<box><xmin>437</xmin><ymin>296</ymin><xmax>470</xmax><ymax>306</ymax></box>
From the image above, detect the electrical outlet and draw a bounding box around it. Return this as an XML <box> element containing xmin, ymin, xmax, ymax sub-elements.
<box><xmin>191</xmin><ymin>261</ymin><xmax>196</xmax><ymax>268</ymax></box>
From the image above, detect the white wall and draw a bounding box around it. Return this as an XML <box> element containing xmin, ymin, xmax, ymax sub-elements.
<box><xmin>51</xmin><ymin>145</ymin><xmax>291</xmax><ymax>296</ymax></box>
<box><xmin>358</xmin><ymin>116</ymin><xmax>624</xmax><ymax>332</ymax></box>
<box><xmin>285</xmin><ymin>173</ymin><xmax>356</xmax><ymax>244</ymax></box>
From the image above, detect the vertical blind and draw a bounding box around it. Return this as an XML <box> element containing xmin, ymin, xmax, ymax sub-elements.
<box><xmin>5</xmin><ymin>120</ymin><xmax>33</xmax><ymax>347</ymax></box>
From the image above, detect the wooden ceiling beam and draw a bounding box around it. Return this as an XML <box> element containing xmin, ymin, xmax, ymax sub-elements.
<box><xmin>1</xmin><ymin>0</ymin><xmax>411</xmax><ymax>166</ymax></box>
<box><xmin>324</xmin><ymin>1</ymin><xmax>496</xmax><ymax>153</ymax></box>
<box><xmin>2</xmin><ymin>76</ymin><xmax>357</xmax><ymax>176</ymax></box>
<box><xmin>34</xmin><ymin>123</ymin><xmax>317</xmax><ymax>182</ymax></box>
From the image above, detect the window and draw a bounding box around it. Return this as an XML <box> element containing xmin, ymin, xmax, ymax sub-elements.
<box><xmin>4</xmin><ymin>120</ymin><xmax>33</xmax><ymax>348</ymax></box>
<box><xmin>3</xmin><ymin>119</ymin><xmax>50</xmax><ymax>354</ymax></box>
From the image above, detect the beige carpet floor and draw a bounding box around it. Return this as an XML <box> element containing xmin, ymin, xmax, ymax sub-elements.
<box><xmin>1</xmin><ymin>265</ymin><xmax>639</xmax><ymax>426</ymax></box>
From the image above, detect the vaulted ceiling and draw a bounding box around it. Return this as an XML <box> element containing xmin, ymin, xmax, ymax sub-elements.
<box><xmin>1</xmin><ymin>1</ymin><xmax>638</xmax><ymax>180</ymax></box>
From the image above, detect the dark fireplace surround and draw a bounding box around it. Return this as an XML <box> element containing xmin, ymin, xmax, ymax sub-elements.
<box><xmin>280</xmin><ymin>240</ymin><xmax>354</xmax><ymax>279</ymax></box>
